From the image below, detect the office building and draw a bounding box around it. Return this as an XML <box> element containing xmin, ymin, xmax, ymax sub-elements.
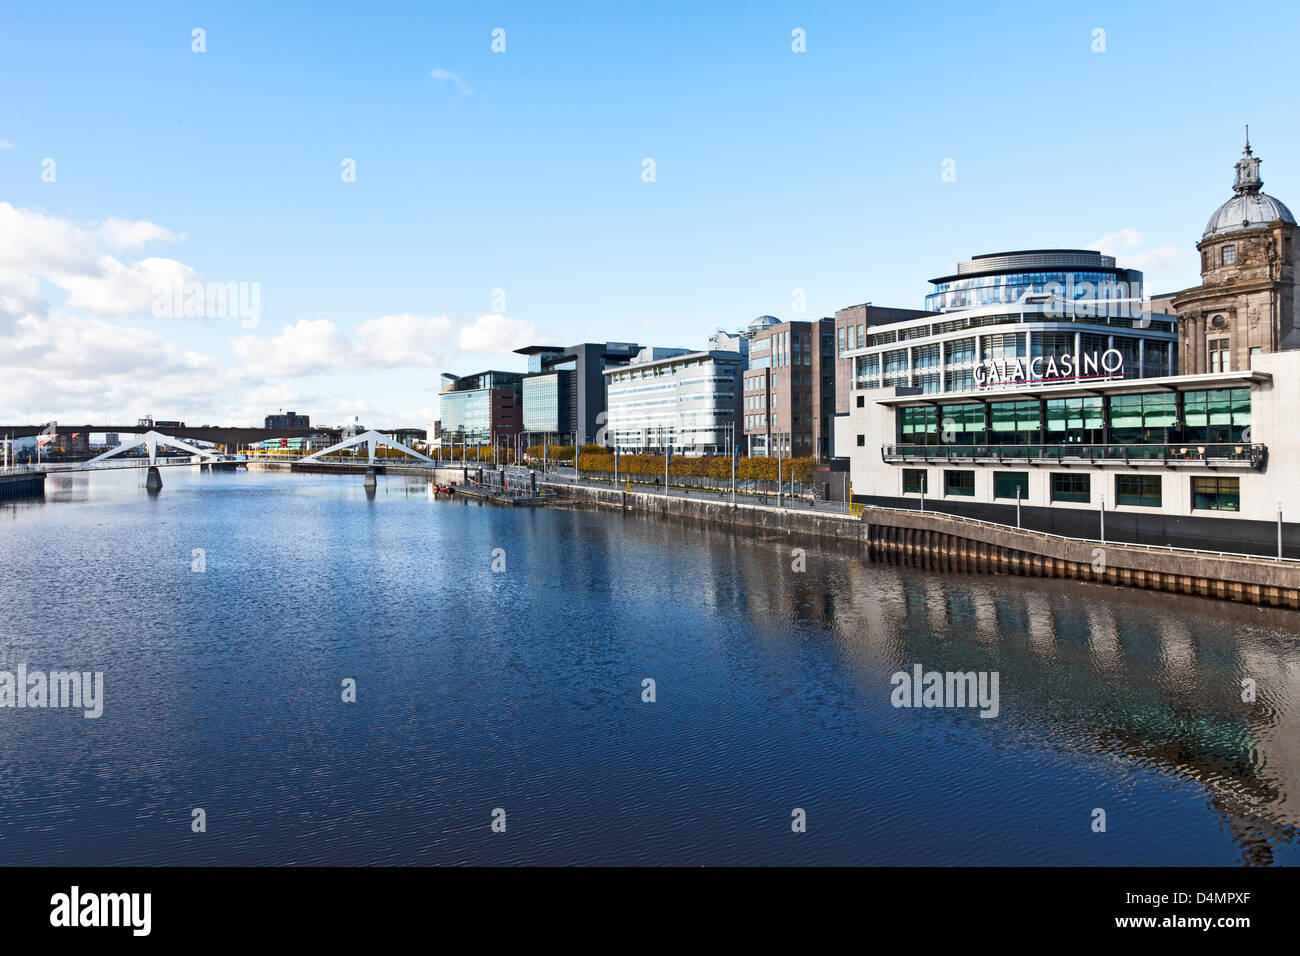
<box><xmin>741</xmin><ymin>316</ymin><xmax>836</xmax><ymax>459</ymax></box>
<box><xmin>438</xmin><ymin>371</ymin><xmax>524</xmax><ymax>445</ymax></box>
<box><xmin>837</xmin><ymin>250</ymin><xmax>1176</xmax><ymax>404</ymax></box>
<box><xmin>605</xmin><ymin>347</ymin><xmax>743</xmax><ymax>455</ymax></box>
<box><xmin>265</xmin><ymin>411</ymin><xmax>310</xmax><ymax>429</ymax></box>
<box><xmin>515</xmin><ymin>342</ymin><xmax>642</xmax><ymax>445</ymax></box>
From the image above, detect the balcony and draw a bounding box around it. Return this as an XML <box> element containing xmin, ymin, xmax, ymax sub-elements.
<box><xmin>880</xmin><ymin>443</ymin><xmax>1268</xmax><ymax>469</ymax></box>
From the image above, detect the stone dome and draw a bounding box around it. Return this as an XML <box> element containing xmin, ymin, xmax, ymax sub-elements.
<box><xmin>1203</xmin><ymin>137</ymin><xmax>1295</xmax><ymax>237</ymax></box>
<box><xmin>1204</xmin><ymin>193</ymin><xmax>1295</xmax><ymax>237</ymax></box>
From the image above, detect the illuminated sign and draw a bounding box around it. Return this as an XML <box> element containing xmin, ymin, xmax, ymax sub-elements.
<box><xmin>972</xmin><ymin>348</ymin><xmax>1124</xmax><ymax>387</ymax></box>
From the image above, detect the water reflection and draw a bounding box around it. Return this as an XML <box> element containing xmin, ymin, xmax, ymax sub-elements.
<box><xmin>0</xmin><ymin>468</ymin><xmax>1296</xmax><ymax>865</ymax></box>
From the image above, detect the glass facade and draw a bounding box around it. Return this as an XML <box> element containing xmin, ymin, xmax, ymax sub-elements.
<box><xmin>522</xmin><ymin>371</ymin><xmax>571</xmax><ymax>436</ymax></box>
<box><xmin>851</xmin><ymin>317</ymin><xmax>1176</xmax><ymax>395</ymax></box>
<box><xmin>891</xmin><ymin>388</ymin><xmax>1252</xmax><ymax>448</ymax></box>
<box><xmin>439</xmin><ymin>389</ymin><xmax>493</xmax><ymax>443</ymax></box>
<box><xmin>1184</xmin><ymin>388</ymin><xmax>1251</xmax><ymax>442</ymax></box>
<box><xmin>606</xmin><ymin>353</ymin><xmax>742</xmax><ymax>454</ymax></box>
<box><xmin>924</xmin><ymin>270</ymin><xmax>1144</xmax><ymax>313</ymax></box>
<box><xmin>439</xmin><ymin>371</ymin><xmax>523</xmax><ymax>444</ymax></box>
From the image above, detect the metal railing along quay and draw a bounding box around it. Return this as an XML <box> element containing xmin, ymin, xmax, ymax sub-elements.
<box><xmin>539</xmin><ymin>470</ymin><xmax>856</xmax><ymax>516</ymax></box>
<box><xmin>858</xmin><ymin>502</ymin><xmax>1300</xmax><ymax>565</ymax></box>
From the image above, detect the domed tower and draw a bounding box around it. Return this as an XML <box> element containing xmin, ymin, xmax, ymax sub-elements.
<box><xmin>1172</xmin><ymin>132</ymin><xmax>1298</xmax><ymax>373</ymax></box>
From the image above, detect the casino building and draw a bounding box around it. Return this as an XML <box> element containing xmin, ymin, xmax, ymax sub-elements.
<box><xmin>843</xmin><ymin>248</ymin><xmax>1177</xmax><ymax>397</ymax></box>
<box><xmin>836</xmin><ymin>180</ymin><xmax>1300</xmax><ymax>554</ymax></box>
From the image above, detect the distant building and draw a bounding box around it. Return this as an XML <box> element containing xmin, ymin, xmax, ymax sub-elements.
<box><xmin>439</xmin><ymin>370</ymin><xmax>524</xmax><ymax>445</ymax></box>
<box><xmin>605</xmin><ymin>349</ymin><xmax>742</xmax><ymax>455</ymax></box>
<box><xmin>707</xmin><ymin>328</ymin><xmax>751</xmax><ymax>363</ymax></box>
<box><xmin>515</xmin><ymin>342</ymin><xmax>642</xmax><ymax>445</ymax></box>
<box><xmin>265</xmin><ymin>411</ymin><xmax>310</xmax><ymax>429</ymax></box>
<box><xmin>742</xmin><ymin>316</ymin><xmax>837</xmax><ymax>459</ymax></box>
<box><xmin>383</xmin><ymin>428</ymin><xmax>426</xmax><ymax>447</ymax></box>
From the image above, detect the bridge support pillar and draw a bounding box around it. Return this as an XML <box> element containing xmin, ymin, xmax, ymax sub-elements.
<box><xmin>145</xmin><ymin>466</ymin><xmax>163</xmax><ymax>491</ymax></box>
<box><xmin>364</xmin><ymin>467</ymin><xmax>377</xmax><ymax>489</ymax></box>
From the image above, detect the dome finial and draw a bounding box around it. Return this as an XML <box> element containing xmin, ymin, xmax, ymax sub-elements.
<box><xmin>1234</xmin><ymin>132</ymin><xmax>1263</xmax><ymax>195</ymax></box>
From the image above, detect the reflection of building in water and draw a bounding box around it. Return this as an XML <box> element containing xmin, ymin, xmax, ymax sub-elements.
<box><xmin>812</xmin><ymin>566</ymin><xmax>1300</xmax><ymax>863</ymax></box>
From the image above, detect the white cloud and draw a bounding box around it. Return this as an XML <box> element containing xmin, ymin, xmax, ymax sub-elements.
<box><xmin>0</xmin><ymin>202</ymin><xmax>197</xmax><ymax>317</ymax></box>
<box><xmin>0</xmin><ymin>139</ymin><xmax>13</xmax><ymax>151</ymax></box>
<box><xmin>229</xmin><ymin>313</ymin><xmax>456</xmax><ymax>377</ymax></box>
<box><xmin>60</xmin><ymin>255</ymin><xmax>203</xmax><ymax>317</ymax></box>
<box><xmin>457</xmin><ymin>313</ymin><xmax>536</xmax><ymax>355</ymax></box>
<box><xmin>230</xmin><ymin>318</ymin><xmax>354</xmax><ymax>377</ymax></box>
<box><xmin>355</xmin><ymin>313</ymin><xmax>452</xmax><ymax>366</ymax></box>
<box><xmin>1090</xmin><ymin>229</ymin><xmax>1197</xmax><ymax>290</ymax></box>
<box><xmin>0</xmin><ymin>309</ymin><xmax>250</xmax><ymax>422</ymax></box>
<box><xmin>97</xmin><ymin>218</ymin><xmax>182</xmax><ymax>249</ymax></box>
<box><xmin>429</xmin><ymin>68</ymin><xmax>472</xmax><ymax>95</ymax></box>
<box><xmin>0</xmin><ymin>201</ymin><xmax>540</xmax><ymax>424</ymax></box>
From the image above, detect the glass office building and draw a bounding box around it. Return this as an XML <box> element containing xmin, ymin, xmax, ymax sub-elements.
<box><xmin>438</xmin><ymin>371</ymin><xmax>523</xmax><ymax>444</ymax></box>
<box><xmin>605</xmin><ymin>349</ymin><xmax>743</xmax><ymax>454</ymax></box>
<box><xmin>843</xmin><ymin>250</ymin><xmax>1177</xmax><ymax>396</ymax></box>
<box><xmin>516</xmin><ymin>342</ymin><xmax>642</xmax><ymax>445</ymax></box>
<box><xmin>521</xmin><ymin>370</ymin><xmax>572</xmax><ymax>439</ymax></box>
<box><xmin>922</xmin><ymin>249</ymin><xmax>1146</xmax><ymax>313</ymax></box>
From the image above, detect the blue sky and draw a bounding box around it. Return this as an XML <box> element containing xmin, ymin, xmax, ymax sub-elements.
<box><xmin>2</xmin><ymin>0</ymin><xmax>1298</xmax><ymax>427</ymax></box>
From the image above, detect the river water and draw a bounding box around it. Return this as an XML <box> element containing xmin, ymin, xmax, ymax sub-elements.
<box><xmin>1</xmin><ymin>466</ymin><xmax>1297</xmax><ymax>865</ymax></box>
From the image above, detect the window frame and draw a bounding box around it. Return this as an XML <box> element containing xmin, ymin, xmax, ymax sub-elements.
<box><xmin>943</xmin><ymin>469</ymin><xmax>975</xmax><ymax>497</ymax></box>
<box><xmin>1049</xmin><ymin>472</ymin><xmax>1091</xmax><ymax>504</ymax></box>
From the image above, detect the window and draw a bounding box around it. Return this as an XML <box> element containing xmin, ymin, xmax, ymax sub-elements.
<box><xmin>1183</xmin><ymin>387</ymin><xmax>1250</xmax><ymax>442</ymax></box>
<box><xmin>1192</xmin><ymin>476</ymin><xmax>1239</xmax><ymax>511</ymax></box>
<box><xmin>899</xmin><ymin>406</ymin><xmax>938</xmax><ymax>443</ymax></box>
<box><xmin>1209</xmin><ymin>338</ymin><xmax>1230</xmax><ymax>373</ymax></box>
<box><xmin>903</xmin><ymin>469</ymin><xmax>927</xmax><ymax>494</ymax></box>
<box><xmin>993</xmin><ymin>471</ymin><xmax>1029</xmax><ymax>501</ymax></box>
<box><xmin>1045</xmin><ymin>396</ymin><xmax>1104</xmax><ymax>444</ymax></box>
<box><xmin>1116</xmin><ymin>474</ymin><xmax>1161</xmax><ymax>507</ymax></box>
<box><xmin>856</xmin><ymin>395</ymin><xmax>865</xmax><ymax>407</ymax></box>
<box><xmin>944</xmin><ymin>469</ymin><xmax>974</xmax><ymax>497</ymax></box>
<box><xmin>856</xmin><ymin>434</ymin><xmax>865</xmax><ymax>447</ymax></box>
<box><xmin>1050</xmin><ymin>473</ymin><xmax>1090</xmax><ymax>503</ymax></box>
<box><xmin>987</xmin><ymin>470</ymin><xmax>1029</xmax><ymax>502</ymax></box>
<box><xmin>988</xmin><ymin>399</ymin><xmax>1040</xmax><ymax>445</ymax></box>
<box><xmin>1108</xmin><ymin>392</ymin><xmax>1176</xmax><ymax>443</ymax></box>
<box><xmin>1222</xmin><ymin>245</ymin><xmax>1236</xmax><ymax>265</ymax></box>
<box><xmin>939</xmin><ymin>402</ymin><xmax>985</xmax><ymax>445</ymax></box>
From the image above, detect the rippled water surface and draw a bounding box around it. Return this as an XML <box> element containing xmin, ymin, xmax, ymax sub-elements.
<box><xmin>2</xmin><ymin>467</ymin><xmax>1299</xmax><ymax>865</ymax></box>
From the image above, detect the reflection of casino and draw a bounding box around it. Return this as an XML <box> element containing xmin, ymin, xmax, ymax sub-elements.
<box><xmin>835</xmin><ymin>143</ymin><xmax>1300</xmax><ymax>555</ymax></box>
